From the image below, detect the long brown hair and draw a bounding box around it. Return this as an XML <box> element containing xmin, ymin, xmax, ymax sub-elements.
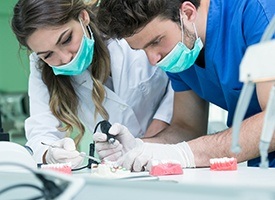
<box><xmin>11</xmin><ymin>0</ymin><xmax>110</xmax><ymax>145</ymax></box>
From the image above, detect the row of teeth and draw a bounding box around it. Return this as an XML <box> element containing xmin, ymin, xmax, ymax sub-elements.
<box><xmin>41</xmin><ymin>162</ymin><xmax>72</xmax><ymax>169</ymax></box>
<box><xmin>210</xmin><ymin>157</ymin><xmax>235</xmax><ymax>164</ymax></box>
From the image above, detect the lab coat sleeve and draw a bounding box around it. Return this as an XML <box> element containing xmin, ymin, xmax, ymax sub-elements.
<box><xmin>25</xmin><ymin>53</ymin><xmax>66</xmax><ymax>163</ymax></box>
<box><xmin>152</xmin><ymin>81</ymin><xmax>174</xmax><ymax>124</ymax></box>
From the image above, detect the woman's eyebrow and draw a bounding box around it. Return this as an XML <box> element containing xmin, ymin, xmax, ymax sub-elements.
<box><xmin>36</xmin><ymin>29</ymin><xmax>69</xmax><ymax>55</ymax></box>
<box><xmin>55</xmin><ymin>29</ymin><xmax>69</xmax><ymax>45</ymax></box>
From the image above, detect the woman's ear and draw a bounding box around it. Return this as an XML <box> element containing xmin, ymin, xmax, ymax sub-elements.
<box><xmin>179</xmin><ymin>2</ymin><xmax>197</xmax><ymax>22</ymax></box>
<box><xmin>79</xmin><ymin>9</ymin><xmax>90</xmax><ymax>26</ymax></box>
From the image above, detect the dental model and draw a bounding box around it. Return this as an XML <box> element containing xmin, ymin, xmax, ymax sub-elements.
<box><xmin>149</xmin><ymin>160</ymin><xmax>183</xmax><ymax>176</ymax></box>
<box><xmin>90</xmin><ymin>161</ymin><xmax>130</xmax><ymax>178</ymax></box>
<box><xmin>210</xmin><ymin>157</ymin><xmax>237</xmax><ymax>171</ymax></box>
<box><xmin>41</xmin><ymin>163</ymin><xmax>72</xmax><ymax>174</ymax></box>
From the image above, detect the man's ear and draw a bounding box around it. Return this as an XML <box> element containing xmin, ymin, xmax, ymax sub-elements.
<box><xmin>79</xmin><ymin>9</ymin><xmax>90</xmax><ymax>26</ymax></box>
<box><xmin>179</xmin><ymin>2</ymin><xmax>197</xmax><ymax>22</ymax></box>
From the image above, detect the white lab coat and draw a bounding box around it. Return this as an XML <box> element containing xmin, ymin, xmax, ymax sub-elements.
<box><xmin>25</xmin><ymin>39</ymin><xmax>174</xmax><ymax>163</ymax></box>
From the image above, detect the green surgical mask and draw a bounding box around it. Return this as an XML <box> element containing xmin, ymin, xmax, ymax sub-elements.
<box><xmin>50</xmin><ymin>20</ymin><xmax>94</xmax><ymax>76</ymax></box>
<box><xmin>156</xmin><ymin>19</ymin><xmax>203</xmax><ymax>73</ymax></box>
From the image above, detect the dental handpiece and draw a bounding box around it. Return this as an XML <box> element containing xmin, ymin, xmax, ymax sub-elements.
<box><xmin>99</xmin><ymin>120</ymin><xmax>116</xmax><ymax>144</ymax></box>
<box><xmin>93</xmin><ymin>120</ymin><xmax>116</xmax><ymax>144</ymax></box>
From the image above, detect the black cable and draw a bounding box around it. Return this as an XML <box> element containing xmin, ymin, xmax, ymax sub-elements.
<box><xmin>0</xmin><ymin>162</ymin><xmax>65</xmax><ymax>200</ymax></box>
<box><xmin>29</xmin><ymin>195</ymin><xmax>46</xmax><ymax>200</ymax></box>
<box><xmin>72</xmin><ymin>120</ymin><xmax>113</xmax><ymax>171</ymax></box>
<box><xmin>71</xmin><ymin>164</ymin><xmax>90</xmax><ymax>171</ymax></box>
<box><xmin>93</xmin><ymin>120</ymin><xmax>114</xmax><ymax>144</ymax></box>
<box><xmin>0</xmin><ymin>184</ymin><xmax>45</xmax><ymax>200</ymax></box>
<box><xmin>93</xmin><ymin>120</ymin><xmax>102</xmax><ymax>133</ymax></box>
<box><xmin>72</xmin><ymin>144</ymin><xmax>99</xmax><ymax>171</ymax></box>
<box><xmin>35</xmin><ymin>173</ymin><xmax>64</xmax><ymax>199</ymax></box>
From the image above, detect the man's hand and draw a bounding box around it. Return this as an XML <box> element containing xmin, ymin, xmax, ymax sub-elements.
<box><xmin>117</xmin><ymin>141</ymin><xmax>195</xmax><ymax>171</ymax></box>
<box><xmin>45</xmin><ymin>138</ymin><xmax>84</xmax><ymax>168</ymax></box>
<box><xmin>93</xmin><ymin>123</ymin><xmax>143</xmax><ymax>161</ymax></box>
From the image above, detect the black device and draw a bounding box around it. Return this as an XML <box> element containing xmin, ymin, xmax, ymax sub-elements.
<box><xmin>0</xmin><ymin>111</ymin><xmax>9</xmax><ymax>141</ymax></box>
<box><xmin>93</xmin><ymin>120</ymin><xmax>115</xmax><ymax>144</ymax></box>
<box><xmin>87</xmin><ymin>143</ymin><xmax>97</xmax><ymax>168</ymax></box>
<box><xmin>87</xmin><ymin>120</ymin><xmax>115</xmax><ymax>168</ymax></box>
<box><xmin>99</xmin><ymin>120</ymin><xmax>115</xmax><ymax>144</ymax></box>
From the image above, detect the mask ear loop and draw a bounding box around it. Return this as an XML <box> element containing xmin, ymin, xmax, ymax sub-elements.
<box><xmin>87</xmin><ymin>25</ymin><xmax>93</xmax><ymax>40</ymax></box>
<box><xmin>179</xmin><ymin>10</ymin><xmax>184</xmax><ymax>43</ymax></box>
<box><xmin>79</xmin><ymin>18</ymin><xmax>94</xmax><ymax>39</ymax></box>
<box><xmin>192</xmin><ymin>23</ymin><xmax>199</xmax><ymax>39</ymax></box>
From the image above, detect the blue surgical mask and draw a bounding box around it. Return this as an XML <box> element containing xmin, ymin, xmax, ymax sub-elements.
<box><xmin>156</xmin><ymin>17</ymin><xmax>203</xmax><ymax>73</ymax></box>
<box><xmin>50</xmin><ymin>20</ymin><xmax>95</xmax><ymax>76</ymax></box>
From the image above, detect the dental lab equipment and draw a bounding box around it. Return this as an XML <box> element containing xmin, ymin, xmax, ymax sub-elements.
<box><xmin>0</xmin><ymin>141</ymin><xmax>37</xmax><ymax>170</ymax></box>
<box><xmin>259</xmin><ymin>85</ymin><xmax>275</xmax><ymax>168</ymax></box>
<box><xmin>93</xmin><ymin>120</ymin><xmax>115</xmax><ymax>144</ymax></box>
<box><xmin>231</xmin><ymin>16</ymin><xmax>275</xmax><ymax>168</ymax></box>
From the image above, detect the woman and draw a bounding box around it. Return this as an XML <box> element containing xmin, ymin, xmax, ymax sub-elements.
<box><xmin>11</xmin><ymin>0</ymin><xmax>173</xmax><ymax>168</ymax></box>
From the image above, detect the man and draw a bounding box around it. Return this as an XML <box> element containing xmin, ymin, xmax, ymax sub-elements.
<box><xmin>93</xmin><ymin>0</ymin><xmax>275</xmax><ymax>171</ymax></box>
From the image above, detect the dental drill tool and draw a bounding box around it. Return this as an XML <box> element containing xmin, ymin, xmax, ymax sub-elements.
<box><xmin>93</xmin><ymin>120</ymin><xmax>116</xmax><ymax>144</ymax></box>
<box><xmin>86</xmin><ymin>120</ymin><xmax>114</xmax><ymax>168</ymax></box>
<box><xmin>41</xmin><ymin>142</ymin><xmax>101</xmax><ymax>163</ymax></box>
<box><xmin>231</xmin><ymin>15</ymin><xmax>275</xmax><ymax>165</ymax></box>
<box><xmin>259</xmin><ymin>84</ymin><xmax>275</xmax><ymax>168</ymax></box>
<box><xmin>231</xmin><ymin>81</ymin><xmax>255</xmax><ymax>153</ymax></box>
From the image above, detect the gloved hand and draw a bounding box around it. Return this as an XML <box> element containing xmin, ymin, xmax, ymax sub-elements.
<box><xmin>117</xmin><ymin>141</ymin><xmax>195</xmax><ymax>172</ymax></box>
<box><xmin>45</xmin><ymin>138</ymin><xmax>84</xmax><ymax>169</ymax></box>
<box><xmin>93</xmin><ymin>123</ymin><xmax>143</xmax><ymax>161</ymax></box>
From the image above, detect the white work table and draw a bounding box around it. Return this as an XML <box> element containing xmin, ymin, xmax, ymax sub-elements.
<box><xmin>74</xmin><ymin>165</ymin><xmax>275</xmax><ymax>200</ymax></box>
<box><xmin>1</xmin><ymin>165</ymin><xmax>275</xmax><ymax>200</ymax></box>
<box><xmin>159</xmin><ymin>166</ymin><xmax>275</xmax><ymax>188</ymax></box>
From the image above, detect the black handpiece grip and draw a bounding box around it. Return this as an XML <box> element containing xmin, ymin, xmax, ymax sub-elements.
<box><xmin>0</xmin><ymin>111</ymin><xmax>9</xmax><ymax>141</ymax></box>
<box><xmin>100</xmin><ymin>120</ymin><xmax>112</xmax><ymax>134</ymax></box>
<box><xmin>88</xmin><ymin>120</ymin><xmax>114</xmax><ymax>168</ymax></box>
<box><xmin>87</xmin><ymin>143</ymin><xmax>99</xmax><ymax>168</ymax></box>
<box><xmin>100</xmin><ymin>120</ymin><xmax>116</xmax><ymax>144</ymax></box>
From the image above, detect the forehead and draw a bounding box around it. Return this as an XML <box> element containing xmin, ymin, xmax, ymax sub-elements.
<box><xmin>125</xmin><ymin>17</ymin><xmax>179</xmax><ymax>49</ymax></box>
<box><xmin>26</xmin><ymin>20</ymin><xmax>78</xmax><ymax>52</ymax></box>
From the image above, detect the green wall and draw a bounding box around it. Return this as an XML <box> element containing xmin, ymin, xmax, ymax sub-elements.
<box><xmin>0</xmin><ymin>0</ymin><xmax>29</xmax><ymax>92</ymax></box>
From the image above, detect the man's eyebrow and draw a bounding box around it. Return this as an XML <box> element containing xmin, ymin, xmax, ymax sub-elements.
<box><xmin>142</xmin><ymin>35</ymin><xmax>161</xmax><ymax>49</ymax></box>
<box><xmin>36</xmin><ymin>29</ymin><xmax>69</xmax><ymax>55</ymax></box>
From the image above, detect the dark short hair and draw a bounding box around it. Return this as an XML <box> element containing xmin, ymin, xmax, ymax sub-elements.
<box><xmin>96</xmin><ymin>0</ymin><xmax>201</xmax><ymax>39</ymax></box>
